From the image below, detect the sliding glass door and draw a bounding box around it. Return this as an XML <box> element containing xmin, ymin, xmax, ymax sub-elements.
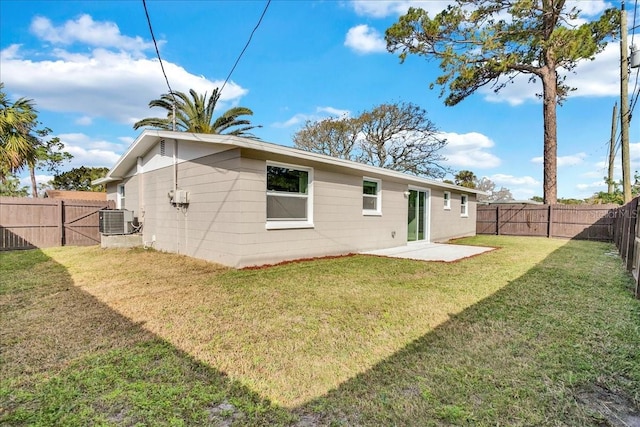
<box><xmin>407</xmin><ymin>189</ymin><xmax>429</xmax><ymax>242</ymax></box>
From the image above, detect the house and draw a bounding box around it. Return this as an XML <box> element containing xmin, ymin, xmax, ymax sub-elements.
<box><xmin>95</xmin><ymin>130</ymin><xmax>485</xmax><ymax>268</ymax></box>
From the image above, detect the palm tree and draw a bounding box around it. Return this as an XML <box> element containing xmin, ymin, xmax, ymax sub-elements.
<box><xmin>134</xmin><ymin>88</ymin><xmax>260</xmax><ymax>137</ymax></box>
<box><xmin>0</xmin><ymin>83</ymin><xmax>38</xmax><ymax>183</ymax></box>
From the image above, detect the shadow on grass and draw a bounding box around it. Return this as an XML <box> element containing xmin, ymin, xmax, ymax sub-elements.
<box><xmin>0</xmin><ymin>249</ymin><xmax>292</xmax><ymax>426</ymax></box>
<box><xmin>293</xmin><ymin>239</ymin><xmax>640</xmax><ymax>426</ymax></box>
<box><xmin>2</xmin><ymin>239</ymin><xmax>639</xmax><ymax>426</ymax></box>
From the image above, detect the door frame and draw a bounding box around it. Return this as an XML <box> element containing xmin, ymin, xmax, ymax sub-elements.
<box><xmin>407</xmin><ymin>186</ymin><xmax>431</xmax><ymax>243</ymax></box>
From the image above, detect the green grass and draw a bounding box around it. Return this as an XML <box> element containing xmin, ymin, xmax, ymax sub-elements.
<box><xmin>1</xmin><ymin>236</ymin><xmax>639</xmax><ymax>426</ymax></box>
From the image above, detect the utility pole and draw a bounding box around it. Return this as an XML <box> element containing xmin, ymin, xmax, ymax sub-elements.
<box><xmin>608</xmin><ymin>102</ymin><xmax>618</xmax><ymax>194</ymax></box>
<box><xmin>620</xmin><ymin>1</ymin><xmax>632</xmax><ymax>203</ymax></box>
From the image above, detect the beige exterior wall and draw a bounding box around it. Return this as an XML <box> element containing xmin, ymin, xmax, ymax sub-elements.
<box><xmin>429</xmin><ymin>189</ymin><xmax>477</xmax><ymax>242</ymax></box>
<box><xmin>106</xmin><ymin>141</ymin><xmax>479</xmax><ymax>268</ymax></box>
<box><xmin>231</xmin><ymin>156</ymin><xmax>408</xmax><ymax>267</ymax></box>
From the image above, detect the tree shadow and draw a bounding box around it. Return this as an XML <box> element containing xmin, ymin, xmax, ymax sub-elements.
<box><xmin>0</xmin><ymin>249</ymin><xmax>290</xmax><ymax>425</ymax></box>
<box><xmin>3</xmin><ymin>239</ymin><xmax>638</xmax><ymax>426</ymax></box>
<box><xmin>293</xmin><ymin>239</ymin><xmax>640</xmax><ymax>426</ymax></box>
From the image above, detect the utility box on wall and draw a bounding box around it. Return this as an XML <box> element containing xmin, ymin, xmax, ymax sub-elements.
<box><xmin>99</xmin><ymin>209</ymin><xmax>134</xmax><ymax>235</ymax></box>
<box><xmin>174</xmin><ymin>190</ymin><xmax>189</xmax><ymax>204</ymax></box>
<box><xmin>169</xmin><ymin>189</ymin><xmax>190</xmax><ymax>205</ymax></box>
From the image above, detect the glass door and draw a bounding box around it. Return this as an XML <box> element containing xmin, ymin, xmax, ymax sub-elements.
<box><xmin>407</xmin><ymin>189</ymin><xmax>428</xmax><ymax>242</ymax></box>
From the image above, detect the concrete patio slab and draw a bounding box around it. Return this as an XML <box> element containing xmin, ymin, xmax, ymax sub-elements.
<box><xmin>361</xmin><ymin>242</ymin><xmax>495</xmax><ymax>262</ymax></box>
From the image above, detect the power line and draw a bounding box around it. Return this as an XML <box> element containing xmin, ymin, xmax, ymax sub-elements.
<box><xmin>142</xmin><ymin>0</ymin><xmax>177</xmax><ymax>129</ymax></box>
<box><xmin>630</xmin><ymin>0</ymin><xmax>639</xmax><ymax>119</ymax></box>
<box><xmin>219</xmin><ymin>0</ymin><xmax>271</xmax><ymax>96</ymax></box>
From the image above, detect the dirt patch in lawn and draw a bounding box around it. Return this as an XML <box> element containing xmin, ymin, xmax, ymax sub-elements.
<box><xmin>577</xmin><ymin>383</ymin><xmax>640</xmax><ymax>427</ymax></box>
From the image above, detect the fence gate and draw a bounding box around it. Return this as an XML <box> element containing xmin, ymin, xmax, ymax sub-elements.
<box><xmin>0</xmin><ymin>197</ymin><xmax>114</xmax><ymax>250</ymax></box>
<box><xmin>63</xmin><ymin>201</ymin><xmax>109</xmax><ymax>246</ymax></box>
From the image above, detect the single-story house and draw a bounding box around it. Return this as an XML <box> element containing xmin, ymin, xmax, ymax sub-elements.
<box><xmin>95</xmin><ymin>130</ymin><xmax>485</xmax><ymax>268</ymax></box>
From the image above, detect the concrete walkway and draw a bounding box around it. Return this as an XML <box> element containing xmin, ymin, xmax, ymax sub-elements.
<box><xmin>361</xmin><ymin>242</ymin><xmax>495</xmax><ymax>262</ymax></box>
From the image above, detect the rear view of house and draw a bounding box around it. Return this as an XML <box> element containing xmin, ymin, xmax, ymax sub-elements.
<box><xmin>95</xmin><ymin>130</ymin><xmax>483</xmax><ymax>267</ymax></box>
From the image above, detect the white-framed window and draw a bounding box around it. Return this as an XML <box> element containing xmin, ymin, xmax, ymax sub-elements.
<box><xmin>266</xmin><ymin>162</ymin><xmax>313</xmax><ymax>229</ymax></box>
<box><xmin>362</xmin><ymin>177</ymin><xmax>382</xmax><ymax>216</ymax></box>
<box><xmin>117</xmin><ymin>184</ymin><xmax>125</xmax><ymax>209</ymax></box>
<box><xmin>443</xmin><ymin>191</ymin><xmax>451</xmax><ymax>210</ymax></box>
<box><xmin>460</xmin><ymin>194</ymin><xmax>468</xmax><ymax>217</ymax></box>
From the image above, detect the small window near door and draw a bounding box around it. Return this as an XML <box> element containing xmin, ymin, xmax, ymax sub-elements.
<box><xmin>117</xmin><ymin>184</ymin><xmax>126</xmax><ymax>209</ymax></box>
<box><xmin>460</xmin><ymin>194</ymin><xmax>468</xmax><ymax>217</ymax></box>
<box><xmin>443</xmin><ymin>191</ymin><xmax>451</xmax><ymax>210</ymax></box>
<box><xmin>363</xmin><ymin>177</ymin><xmax>381</xmax><ymax>215</ymax></box>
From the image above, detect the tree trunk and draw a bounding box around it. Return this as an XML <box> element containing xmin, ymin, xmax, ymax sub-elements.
<box><xmin>541</xmin><ymin>68</ymin><xmax>558</xmax><ymax>205</ymax></box>
<box><xmin>29</xmin><ymin>165</ymin><xmax>38</xmax><ymax>198</ymax></box>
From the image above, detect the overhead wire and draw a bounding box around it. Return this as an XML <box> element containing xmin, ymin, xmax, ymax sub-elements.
<box><xmin>219</xmin><ymin>0</ymin><xmax>271</xmax><ymax>96</ymax></box>
<box><xmin>142</xmin><ymin>0</ymin><xmax>178</xmax><ymax>129</ymax></box>
<box><xmin>629</xmin><ymin>0</ymin><xmax>639</xmax><ymax>119</ymax></box>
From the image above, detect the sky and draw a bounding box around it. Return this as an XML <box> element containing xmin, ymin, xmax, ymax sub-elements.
<box><xmin>1</xmin><ymin>0</ymin><xmax>639</xmax><ymax>200</ymax></box>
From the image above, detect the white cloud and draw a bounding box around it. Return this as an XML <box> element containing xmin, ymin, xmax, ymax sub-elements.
<box><xmin>75</xmin><ymin>116</ymin><xmax>93</xmax><ymax>126</ymax></box>
<box><xmin>489</xmin><ymin>173</ymin><xmax>540</xmax><ymax>187</ymax></box>
<box><xmin>272</xmin><ymin>113</ymin><xmax>309</xmax><ymax>129</ymax></box>
<box><xmin>439</xmin><ymin>132</ymin><xmax>501</xmax><ymax>168</ymax></box>
<box><xmin>576</xmin><ymin>180</ymin><xmax>606</xmax><ymax>191</ymax></box>
<box><xmin>58</xmin><ymin>133</ymin><xmax>127</xmax><ymax>168</ymax></box>
<box><xmin>350</xmin><ymin>1</ymin><xmax>453</xmax><ymax>18</ymax></box>
<box><xmin>531</xmin><ymin>152</ymin><xmax>587</xmax><ymax>167</ymax></box>
<box><xmin>272</xmin><ymin>106</ymin><xmax>351</xmax><ymax>129</ymax></box>
<box><xmin>317</xmin><ymin>106</ymin><xmax>350</xmax><ymax>117</ymax></box>
<box><xmin>30</xmin><ymin>14</ymin><xmax>154</xmax><ymax>56</ymax></box>
<box><xmin>344</xmin><ymin>25</ymin><xmax>386</xmax><ymax>54</ymax></box>
<box><xmin>1</xmin><ymin>15</ymin><xmax>248</xmax><ymax>127</ymax></box>
<box><xmin>118</xmin><ymin>136</ymin><xmax>135</xmax><ymax>145</ymax></box>
<box><xmin>487</xmin><ymin>173</ymin><xmax>540</xmax><ymax>199</ymax></box>
<box><xmin>567</xmin><ymin>1</ymin><xmax>609</xmax><ymax>17</ymax></box>
<box><xmin>20</xmin><ymin>174</ymin><xmax>54</xmax><ymax>187</ymax></box>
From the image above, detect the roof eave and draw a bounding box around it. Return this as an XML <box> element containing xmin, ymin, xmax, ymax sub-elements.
<box><xmin>99</xmin><ymin>130</ymin><xmax>488</xmax><ymax>195</ymax></box>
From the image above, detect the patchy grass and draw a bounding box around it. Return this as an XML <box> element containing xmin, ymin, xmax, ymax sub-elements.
<box><xmin>1</xmin><ymin>236</ymin><xmax>639</xmax><ymax>426</ymax></box>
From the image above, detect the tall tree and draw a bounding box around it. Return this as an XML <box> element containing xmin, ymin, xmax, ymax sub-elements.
<box><xmin>133</xmin><ymin>88</ymin><xmax>260</xmax><ymax>137</ymax></box>
<box><xmin>293</xmin><ymin>102</ymin><xmax>449</xmax><ymax>178</ymax></box>
<box><xmin>454</xmin><ymin>170</ymin><xmax>477</xmax><ymax>188</ymax></box>
<box><xmin>357</xmin><ymin>103</ymin><xmax>448</xmax><ymax>177</ymax></box>
<box><xmin>0</xmin><ymin>83</ymin><xmax>38</xmax><ymax>181</ymax></box>
<box><xmin>52</xmin><ymin>166</ymin><xmax>110</xmax><ymax>192</ymax></box>
<box><xmin>385</xmin><ymin>1</ymin><xmax>619</xmax><ymax>204</ymax></box>
<box><xmin>0</xmin><ymin>173</ymin><xmax>29</xmax><ymax>197</ymax></box>
<box><xmin>0</xmin><ymin>84</ymin><xmax>72</xmax><ymax>197</ymax></box>
<box><xmin>475</xmin><ymin>176</ymin><xmax>514</xmax><ymax>201</ymax></box>
<box><xmin>24</xmin><ymin>128</ymin><xmax>73</xmax><ymax>197</ymax></box>
<box><xmin>294</xmin><ymin>116</ymin><xmax>360</xmax><ymax>161</ymax></box>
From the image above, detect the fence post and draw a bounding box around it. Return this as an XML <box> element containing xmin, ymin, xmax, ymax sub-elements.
<box><xmin>547</xmin><ymin>204</ymin><xmax>553</xmax><ymax>238</ymax></box>
<box><xmin>58</xmin><ymin>199</ymin><xmax>65</xmax><ymax>246</ymax></box>
<box><xmin>496</xmin><ymin>205</ymin><xmax>501</xmax><ymax>235</ymax></box>
<box><xmin>625</xmin><ymin>198</ymin><xmax>638</xmax><ymax>271</ymax></box>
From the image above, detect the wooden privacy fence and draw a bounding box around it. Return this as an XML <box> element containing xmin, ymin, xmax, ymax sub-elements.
<box><xmin>611</xmin><ymin>197</ymin><xmax>640</xmax><ymax>299</ymax></box>
<box><xmin>0</xmin><ymin>197</ymin><xmax>114</xmax><ymax>250</ymax></box>
<box><xmin>477</xmin><ymin>204</ymin><xmax>618</xmax><ymax>240</ymax></box>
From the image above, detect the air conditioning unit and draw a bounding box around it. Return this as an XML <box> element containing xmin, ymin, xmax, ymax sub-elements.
<box><xmin>99</xmin><ymin>209</ymin><xmax>134</xmax><ymax>235</ymax></box>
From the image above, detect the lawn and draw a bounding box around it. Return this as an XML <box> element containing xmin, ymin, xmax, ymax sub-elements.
<box><xmin>1</xmin><ymin>236</ymin><xmax>639</xmax><ymax>426</ymax></box>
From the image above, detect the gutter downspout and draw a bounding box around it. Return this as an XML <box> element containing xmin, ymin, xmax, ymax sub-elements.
<box><xmin>137</xmin><ymin>156</ymin><xmax>143</xmax><ymax>227</ymax></box>
<box><xmin>174</xmin><ymin>138</ymin><xmax>179</xmax><ymax>254</ymax></box>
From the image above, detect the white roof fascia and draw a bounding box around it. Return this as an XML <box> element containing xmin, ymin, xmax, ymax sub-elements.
<box><xmin>94</xmin><ymin>130</ymin><xmax>487</xmax><ymax>195</ymax></box>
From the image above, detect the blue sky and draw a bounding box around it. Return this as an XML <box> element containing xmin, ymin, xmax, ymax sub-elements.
<box><xmin>1</xmin><ymin>0</ymin><xmax>639</xmax><ymax>200</ymax></box>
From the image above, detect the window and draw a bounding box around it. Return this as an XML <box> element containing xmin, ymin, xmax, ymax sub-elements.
<box><xmin>460</xmin><ymin>194</ymin><xmax>468</xmax><ymax>217</ymax></box>
<box><xmin>443</xmin><ymin>191</ymin><xmax>451</xmax><ymax>210</ymax></box>
<box><xmin>117</xmin><ymin>184</ymin><xmax>125</xmax><ymax>209</ymax></box>
<box><xmin>363</xmin><ymin>177</ymin><xmax>381</xmax><ymax>215</ymax></box>
<box><xmin>266</xmin><ymin>163</ymin><xmax>313</xmax><ymax>229</ymax></box>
